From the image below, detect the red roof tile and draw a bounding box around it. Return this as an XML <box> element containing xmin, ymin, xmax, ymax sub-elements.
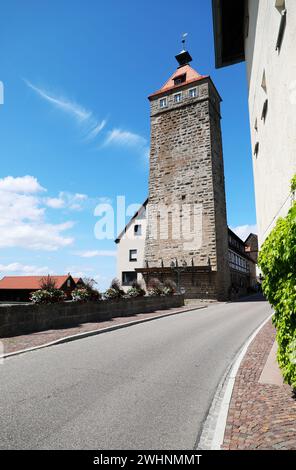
<box><xmin>149</xmin><ymin>64</ymin><xmax>208</xmax><ymax>99</ymax></box>
<box><xmin>0</xmin><ymin>275</ymin><xmax>70</xmax><ymax>290</ymax></box>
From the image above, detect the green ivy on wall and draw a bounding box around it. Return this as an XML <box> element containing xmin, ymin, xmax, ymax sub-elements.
<box><xmin>258</xmin><ymin>176</ymin><xmax>296</xmax><ymax>388</ymax></box>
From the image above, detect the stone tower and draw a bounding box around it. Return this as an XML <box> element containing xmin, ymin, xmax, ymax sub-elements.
<box><xmin>143</xmin><ymin>48</ymin><xmax>231</xmax><ymax>300</ymax></box>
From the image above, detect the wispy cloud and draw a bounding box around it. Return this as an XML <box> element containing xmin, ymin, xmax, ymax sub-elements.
<box><xmin>74</xmin><ymin>250</ymin><xmax>117</xmax><ymax>258</ymax></box>
<box><xmin>24</xmin><ymin>79</ymin><xmax>106</xmax><ymax>141</ymax></box>
<box><xmin>103</xmin><ymin>128</ymin><xmax>149</xmax><ymax>161</ymax></box>
<box><xmin>85</xmin><ymin>120</ymin><xmax>107</xmax><ymax>141</ymax></box>
<box><xmin>104</xmin><ymin>128</ymin><xmax>147</xmax><ymax>148</ymax></box>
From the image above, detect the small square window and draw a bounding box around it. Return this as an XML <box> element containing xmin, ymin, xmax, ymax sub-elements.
<box><xmin>122</xmin><ymin>271</ymin><xmax>137</xmax><ymax>286</ymax></box>
<box><xmin>129</xmin><ymin>249</ymin><xmax>137</xmax><ymax>262</ymax></box>
<box><xmin>189</xmin><ymin>88</ymin><xmax>197</xmax><ymax>98</ymax></box>
<box><xmin>174</xmin><ymin>93</ymin><xmax>182</xmax><ymax>103</ymax></box>
<box><xmin>159</xmin><ymin>97</ymin><xmax>167</xmax><ymax>109</ymax></box>
<box><xmin>134</xmin><ymin>224</ymin><xmax>142</xmax><ymax>236</ymax></box>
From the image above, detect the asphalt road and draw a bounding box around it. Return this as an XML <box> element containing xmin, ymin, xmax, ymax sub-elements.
<box><xmin>0</xmin><ymin>295</ymin><xmax>272</xmax><ymax>450</ymax></box>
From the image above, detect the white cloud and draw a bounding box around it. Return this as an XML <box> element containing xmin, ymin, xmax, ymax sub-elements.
<box><xmin>0</xmin><ymin>175</ymin><xmax>45</xmax><ymax>193</ymax></box>
<box><xmin>0</xmin><ymin>263</ymin><xmax>51</xmax><ymax>276</ymax></box>
<box><xmin>74</xmin><ymin>250</ymin><xmax>117</xmax><ymax>258</ymax></box>
<box><xmin>0</xmin><ymin>175</ymin><xmax>74</xmax><ymax>251</ymax></box>
<box><xmin>0</xmin><ymin>221</ymin><xmax>74</xmax><ymax>251</ymax></box>
<box><xmin>45</xmin><ymin>197</ymin><xmax>65</xmax><ymax>209</ymax></box>
<box><xmin>45</xmin><ymin>192</ymin><xmax>88</xmax><ymax>211</ymax></box>
<box><xmin>231</xmin><ymin>224</ymin><xmax>258</xmax><ymax>241</ymax></box>
<box><xmin>65</xmin><ymin>266</ymin><xmax>95</xmax><ymax>280</ymax></box>
<box><xmin>24</xmin><ymin>79</ymin><xmax>106</xmax><ymax>141</ymax></box>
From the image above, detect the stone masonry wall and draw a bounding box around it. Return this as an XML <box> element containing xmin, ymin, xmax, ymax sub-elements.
<box><xmin>0</xmin><ymin>295</ymin><xmax>184</xmax><ymax>338</ymax></box>
<box><xmin>208</xmin><ymin>80</ymin><xmax>231</xmax><ymax>299</ymax></box>
<box><xmin>145</xmin><ymin>78</ymin><xmax>230</xmax><ymax>299</ymax></box>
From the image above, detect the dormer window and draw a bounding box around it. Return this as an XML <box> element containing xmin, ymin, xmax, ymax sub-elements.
<box><xmin>174</xmin><ymin>92</ymin><xmax>182</xmax><ymax>103</ymax></box>
<box><xmin>189</xmin><ymin>87</ymin><xmax>197</xmax><ymax>98</ymax></box>
<box><xmin>159</xmin><ymin>97</ymin><xmax>167</xmax><ymax>109</ymax></box>
<box><xmin>173</xmin><ymin>74</ymin><xmax>186</xmax><ymax>86</ymax></box>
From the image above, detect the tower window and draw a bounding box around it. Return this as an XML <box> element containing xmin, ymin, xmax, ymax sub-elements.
<box><xmin>189</xmin><ymin>87</ymin><xmax>197</xmax><ymax>98</ymax></box>
<box><xmin>159</xmin><ymin>97</ymin><xmax>167</xmax><ymax>109</ymax></box>
<box><xmin>174</xmin><ymin>92</ymin><xmax>182</xmax><ymax>103</ymax></box>
<box><xmin>129</xmin><ymin>249</ymin><xmax>137</xmax><ymax>262</ymax></box>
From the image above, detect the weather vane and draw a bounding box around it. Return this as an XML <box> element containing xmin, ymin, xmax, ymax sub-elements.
<box><xmin>182</xmin><ymin>32</ymin><xmax>188</xmax><ymax>50</ymax></box>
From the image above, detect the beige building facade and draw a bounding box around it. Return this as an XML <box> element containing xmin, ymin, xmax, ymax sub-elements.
<box><xmin>115</xmin><ymin>201</ymin><xmax>147</xmax><ymax>291</ymax></box>
<box><xmin>212</xmin><ymin>0</ymin><xmax>296</xmax><ymax>245</ymax></box>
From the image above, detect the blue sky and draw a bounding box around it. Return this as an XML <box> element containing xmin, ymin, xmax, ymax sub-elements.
<box><xmin>0</xmin><ymin>0</ymin><xmax>256</xmax><ymax>290</ymax></box>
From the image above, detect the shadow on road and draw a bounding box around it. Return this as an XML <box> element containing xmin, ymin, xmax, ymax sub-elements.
<box><xmin>229</xmin><ymin>293</ymin><xmax>267</xmax><ymax>303</ymax></box>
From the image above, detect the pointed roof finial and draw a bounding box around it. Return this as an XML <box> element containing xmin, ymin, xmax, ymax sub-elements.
<box><xmin>181</xmin><ymin>32</ymin><xmax>188</xmax><ymax>51</ymax></box>
<box><xmin>175</xmin><ymin>33</ymin><xmax>192</xmax><ymax>67</ymax></box>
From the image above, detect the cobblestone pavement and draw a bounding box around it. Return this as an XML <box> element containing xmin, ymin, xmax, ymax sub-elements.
<box><xmin>0</xmin><ymin>304</ymin><xmax>205</xmax><ymax>355</ymax></box>
<box><xmin>222</xmin><ymin>320</ymin><xmax>296</xmax><ymax>450</ymax></box>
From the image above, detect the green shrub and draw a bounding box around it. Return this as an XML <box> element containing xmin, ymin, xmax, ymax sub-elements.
<box><xmin>72</xmin><ymin>287</ymin><xmax>101</xmax><ymax>302</ymax></box>
<box><xmin>163</xmin><ymin>279</ymin><xmax>177</xmax><ymax>295</ymax></box>
<box><xmin>147</xmin><ymin>277</ymin><xmax>179</xmax><ymax>296</ymax></box>
<box><xmin>126</xmin><ymin>281</ymin><xmax>146</xmax><ymax>298</ymax></box>
<box><xmin>147</xmin><ymin>277</ymin><xmax>164</xmax><ymax>296</ymax></box>
<box><xmin>104</xmin><ymin>288</ymin><xmax>122</xmax><ymax>300</ymax></box>
<box><xmin>30</xmin><ymin>288</ymin><xmax>66</xmax><ymax>304</ymax></box>
<box><xmin>258</xmin><ymin>177</ymin><xmax>296</xmax><ymax>388</ymax></box>
<box><xmin>103</xmin><ymin>278</ymin><xmax>125</xmax><ymax>300</ymax></box>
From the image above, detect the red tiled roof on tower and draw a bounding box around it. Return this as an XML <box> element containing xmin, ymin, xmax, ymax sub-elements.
<box><xmin>148</xmin><ymin>64</ymin><xmax>208</xmax><ymax>99</ymax></box>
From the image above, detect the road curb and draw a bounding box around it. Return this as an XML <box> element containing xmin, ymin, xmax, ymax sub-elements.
<box><xmin>198</xmin><ymin>311</ymin><xmax>274</xmax><ymax>450</ymax></box>
<box><xmin>1</xmin><ymin>305</ymin><xmax>207</xmax><ymax>360</ymax></box>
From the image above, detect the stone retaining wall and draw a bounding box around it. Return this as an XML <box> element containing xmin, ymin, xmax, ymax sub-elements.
<box><xmin>0</xmin><ymin>295</ymin><xmax>184</xmax><ymax>338</ymax></box>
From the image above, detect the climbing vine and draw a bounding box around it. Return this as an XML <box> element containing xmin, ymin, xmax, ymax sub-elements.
<box><xmin>258</xmin><ymin>176</ymin><xmax>296</xmax><ymax>388</ymax></box>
